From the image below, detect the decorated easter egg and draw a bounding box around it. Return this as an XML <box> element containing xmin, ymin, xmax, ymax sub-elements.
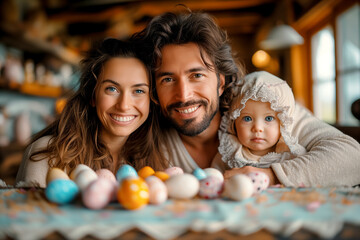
<box><xmin>70</xmin><ymin>164</ymin><xmax>92</xmax><ymax>180</ymax></box>
<box><xmin>82</xmin><ymin>178</ymin><xmax>114</xmax><ymax>209</ymax></box>
<box><xmin>145</xmin><ymin>175</ymin><xmax>168</xmax><ymax>205</ymax></box>
<box><xmin>116</xmin><ymin>164</ymin><xmax>138</xmax><ymax>182</ymax></box>
<box><xmin>192</xmin><ymin>168</ymin><xmax>207</xmax><ymax>181</ymax></box>
<box><xmin>138</xmin><ymin>166</ymin><xmax>155</xmax><ymax>179</ymax></box>
<box><xmin>46</xmin><ymin>168</ymin><xmax>69</xmax><ymax>184</ymax></box>
<box><xmin>203</xmin><ymin>168</ymin><xmax>224</xmax><ymax>182</ymax></box>
<box><xmin>96</xmin><ymin>169</ymin><xmax>117</xmax><ymax>183</ymax></box>
<box><xmin>74</xmin><ymin>169</ymin><xmax>98</xmax><ymax>191</ymax></box>
<box><xmin>96</xmin><ymin>168</ymin><xmax>118</xmax><ymax>200</ymax></box>
<box><xmin>153</xmin><ymin>171</ymin><xmax>170</xmax><ymax>181</ymax></box>
<box><xmin>198</xmin><ymin>176</ymin><xmax>223</xmax><ymax>199</ymax></box>
<box><xmin>117</xmin><ymin>177</ymin><xmax>149</xmax><ymax>210</ymax></box>
<box><xmin>45</xmin><ymin>179</ymin><xmax>79</xmax><ymax>204</ymax></box>
<box><xmin>246</xmin><ymin>171</ymin><xmax>269</xmax><ymax>194</ymax></box>
<box><xmin>223</xmin><ymin>174</ymin><xmax>254</xmax><ymax>201</ymax></box>
<box><xmin>164</xmin><ymin>167</ymin><xmax>184</xmax><ymax>176</ymax></box>
<box><xmin>165</xmin><ymin>173</ymin><xmax>199</xmax><ymax>199</ymax></box>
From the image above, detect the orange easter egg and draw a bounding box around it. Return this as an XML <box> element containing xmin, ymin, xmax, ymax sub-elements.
<box><xmin>138</xmin><ymin>166</ymin><xmax>155</xmax><ymax>179</ymax></box>
<box><xmin>117</xmin><ymin>177</ymin><xmax>149</xmax><ymax>210</ymax></box>
<box><xmin>153</xmin><ymin>171</ymin><xmax>170</xmax><ymax>181</ymax></box>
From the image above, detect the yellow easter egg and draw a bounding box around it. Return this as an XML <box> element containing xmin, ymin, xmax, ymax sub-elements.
<box><xmin>153</xmin><ymin>171</ymin><xmax>170</xmax><ymax>181</ymax></box>
<box><xmin>138</xmin><ymin>166</ymin><xmax>155</xmax><ymax>179</ymax></box>
<box><xmin>46</xmin><ymin>168</ymin><xmax>69</xmax><ymax>184</ymax></box>
<box><xmin>117</xmin><ymin>177</ymin><xmax>149</xmax><ymax>210</ymax></box>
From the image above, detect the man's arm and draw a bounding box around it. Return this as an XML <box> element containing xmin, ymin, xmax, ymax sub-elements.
<box><xmin>270</xmin><ymin>104</ymin><xmax>360</xmax><ymax>187</ymax></box>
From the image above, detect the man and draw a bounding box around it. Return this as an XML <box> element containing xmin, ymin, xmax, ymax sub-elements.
<box><xmin>132</xmin><ymin>10</ymin><xmax>360</xmax><ymax>187</ymax></box>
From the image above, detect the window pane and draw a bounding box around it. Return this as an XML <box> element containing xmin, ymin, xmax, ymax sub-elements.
<box><xmin>337</xmin><ymin>4</ymin><xmax>360</xmax><ymax>70</ymax></box>
<box><xmin>336</xmin><ymin>4</ymin><xmax>360</xmax><ymax>126</ymax></box>
<box><xmin>339</xmin><ymin>71</ymin><xmax>360</xmax><ymax>126</ymax></box>
<box><xmin>311</xmin><ymin>26</ymin><xmax>336</xmax><ymax>123</ymax></box>
<box><xmin>311</xmin><ymin>26</ymin><xmax>335</xmax><ymax>81</ymax></box>
<box><xmin>313</xmin><ymin>81</ymin><xmax>336</xmax><ymax>123</ymax></box>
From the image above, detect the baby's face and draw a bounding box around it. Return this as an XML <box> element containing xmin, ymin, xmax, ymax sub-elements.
<box><xmin>234</xmin><ymin>99</ymin><xmax>281</xmax><ymax>156</ymax></box>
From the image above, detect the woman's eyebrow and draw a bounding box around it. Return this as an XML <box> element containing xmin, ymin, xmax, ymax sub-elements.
<box><xmin>101</xmin><ymin>79</ymin><xmax>149</xmax><ymax>88</ymax></box>
<box><xmin>132</xmin><ymin>83</ymin><xmax>149</xmax><ymax>88</ymax></box>
<box><xmin>101</xmin><ymin>79</ymin><xmax>120</xmax><ymax>86</ymax></box>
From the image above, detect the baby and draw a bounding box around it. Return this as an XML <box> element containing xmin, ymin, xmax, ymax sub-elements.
<box><xmin>218</xmin><ymin>71</ymin><xmax>306</xmax><ymax>169</ymax></box>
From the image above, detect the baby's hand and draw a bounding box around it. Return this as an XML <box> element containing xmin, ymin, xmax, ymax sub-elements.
<box><xmin>223</xmin><ymin>166</ymin><xmax>280</xmax><ymax>186</ymax></box>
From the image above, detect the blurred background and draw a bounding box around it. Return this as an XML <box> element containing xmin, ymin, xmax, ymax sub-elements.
<box><xmin>0</xmin><ymin>0</ymin><xmax>359</xmax><ymax>184</ymax></box>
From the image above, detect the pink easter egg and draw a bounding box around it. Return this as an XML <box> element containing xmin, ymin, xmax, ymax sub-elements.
<box><xmin>198</xmin><ymin>176</ymin><xmax>223</xmax><ymax>199</ymax></box>
<box><xmin>96</xmin><ymin>169</ymin><xmax>117</xmax><ymax>183</ymax></box>
<box><xmin>82</xmin><ymin>178</ymin><xmax>114</xmax><ymax>209</ymax></box>
<box><xmin>145</xmin><ymin>175</ymin><xmax>168</xmax><ymax>205</ymax></box>
<box><xmin>164</xmin><ymin>167</ymin><xmax>184</xmax><ymax>176</ymax></box>
<box><xmin>246</xmin><ymin>171</ymin><xmax>269</xmax><ymax>194</ymax></box>
<box><xmin>96</xmin><ymin>169</ymin><xmax>118</xmax><ymax>201</ymax></box>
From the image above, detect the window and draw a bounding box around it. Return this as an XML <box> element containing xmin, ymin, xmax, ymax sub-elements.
<box><xmin>310</xmin><ymin>4</ymin><xmax>360</xmax><ymax>126</ymax></box>
<box><xmin>337</xmin><ymin>5</ymin><xmax>360</xmax><ymax>125</ymax></box>
<box><xmin>311</xmin><ymin>26</ymin><xmax>336</xmax><ymax>123</ymax></box>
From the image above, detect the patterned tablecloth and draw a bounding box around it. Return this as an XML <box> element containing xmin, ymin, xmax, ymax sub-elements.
<box><xmin>1</xmin><ymin>187</ymin><xmax>360</xmax><ymax>240</ymax></box>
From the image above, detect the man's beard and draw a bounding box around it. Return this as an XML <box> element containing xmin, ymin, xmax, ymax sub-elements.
<box><xmin>165</xmin><ymin>99</ymin><xmax>219</xmax><ymax>137</ymax></box>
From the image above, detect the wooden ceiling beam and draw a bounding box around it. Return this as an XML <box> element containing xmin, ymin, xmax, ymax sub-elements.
<box><xmin>136</xmin><ymin>0</ymin><xmax>276</xmax><ymax>16</ymax></box>
<box><xmin>48</xmin><ymin>0</ymin><xmax>276</xmax><ymax>23</ymax></box>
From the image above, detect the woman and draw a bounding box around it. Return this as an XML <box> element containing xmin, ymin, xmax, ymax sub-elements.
<box><xmin>16</xmin><ymin>38</ymin><xmax>169</xmax><ymax>188</ymax></box>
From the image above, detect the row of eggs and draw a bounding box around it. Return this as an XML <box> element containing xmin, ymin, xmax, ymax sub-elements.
<box><xmin>45</xmin><ymin>164</ymin><xmax>269</xmax><ymax>210</ymax></box>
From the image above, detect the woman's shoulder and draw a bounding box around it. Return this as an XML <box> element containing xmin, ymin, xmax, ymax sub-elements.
<box><xmin>30</xmin><ymin>135</ymin><xmax>52</xmax><ymax>151</ymax></box>
<box><xmin>15</xmin><ymin>135</ymin><xmax>52</xmax><ymax>188</ymax></box>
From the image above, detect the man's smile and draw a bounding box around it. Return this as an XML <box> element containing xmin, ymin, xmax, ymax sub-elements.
<box><xmin>176</xmin><ymin>106</ymin><xmax>200</xmax><ymax>114</ymax></box>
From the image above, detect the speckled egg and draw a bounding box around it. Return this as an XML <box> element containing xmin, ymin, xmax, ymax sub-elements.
<box><xmin>45</xmin><ymin>179</ymin><xmax>79</xmax><ymax>204</ymax></box>
<box><xmin>153</xmin><ymin>171</ymin><xmax>170</xmax><ymax>181</ymax></box>
<box><xmin>165</xmin><ymin>173</ymin><xmax>199</xmax><ymax>199</ymax></box>
<box><xmin>96</xmin><ymin>169</ymin><xmax>117</xmax><ymax>183</ymax></box>
<box><xmin>203</xmin><ymin>168</ymin><xmax>224</xmax><ymax>183</ymax></box>
<box><xmin>164</xmin><ymin>167</ymin><xmax>184</xmax><ymax>176</ymax></box>
<box><xmin>117</xmin><ymin>177</ymin><xmax>149</xmax><ymax>210</ymax></box>
<box><xmin>96</xmin><ymin>168</ymin><xmax>118</xmax><ymax>201</ymax></box>
<box><xmin>82</xmin><ymin>178</ymin><xmax>114</xmax><ymax>209</ymax></box>
<box><xmin>116</xmin><ymin>164</ymin><xmax>138</xmax><ymax>182</ymax></box>
<box><xmin>70</xmin><ymin>164</ymin><xmax>92</xmax><ymax>180</ymax></box>
<box><xmin>138</xmin><ymin>166</ymin><xmax>155</xmax><ymax>179</ymax></box>
<box><xmin>46</xmin><ymin>168</ymin><xmax>69</xmax><ymax>184</ymax></box>
<box><xmin>246</xmin><ymin>171</ymin><xmax>269</xmax><ymax>194</ymax></box>
<box><xmin>74</xmin><ymin>169</ymin><xmax>98</xmax><ymax>191</ymax></box>
<box><xmin>192</xmin><ymin>168</ymin><xmax>207</xmax><ymax>181</ymax></box>
<box><xmin>223</xmin><ymin>174</ymin><xmax>254</xmax><ymax>201</ymax></box>
<box><xmin>198</xmin><ymin>176</ymin><xmax>223</xmax><ymax>199</ymax></box>
<box><xmin>145</xmin><ymin>175</ymin><xmax>168</xmax><ymax>205</ymax></box>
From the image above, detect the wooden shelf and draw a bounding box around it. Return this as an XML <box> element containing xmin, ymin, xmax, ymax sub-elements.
<box><xmin>20</xmin><ymin>82</ymin><xmax>63</xmax><ymax>98</ymax></box>
<box><xmin>0</xmin><ymin>21</ymin><xmax>81</xmax><ymax>66</ymax></box>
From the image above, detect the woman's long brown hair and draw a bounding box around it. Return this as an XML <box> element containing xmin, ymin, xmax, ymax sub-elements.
<box><xmin>29</xmin><ymin>38</ymin><xmax>169</xmax><ymax>174</ymax></box>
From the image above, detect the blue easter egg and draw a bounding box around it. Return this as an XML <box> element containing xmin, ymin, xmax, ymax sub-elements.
<box><xmin>192</xmin><ymin>168</ymin><xmax>207</xmax><ymax>181</ymax></box>
<box><xmin>45</xmin><ymin>179</ymin><xmax>79</xmax><ymax>204</ymax></box>
<box><xmin>116</xmin><ymin>164</ymin><xmax>138</xmax><ymax>182</ymax></box>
